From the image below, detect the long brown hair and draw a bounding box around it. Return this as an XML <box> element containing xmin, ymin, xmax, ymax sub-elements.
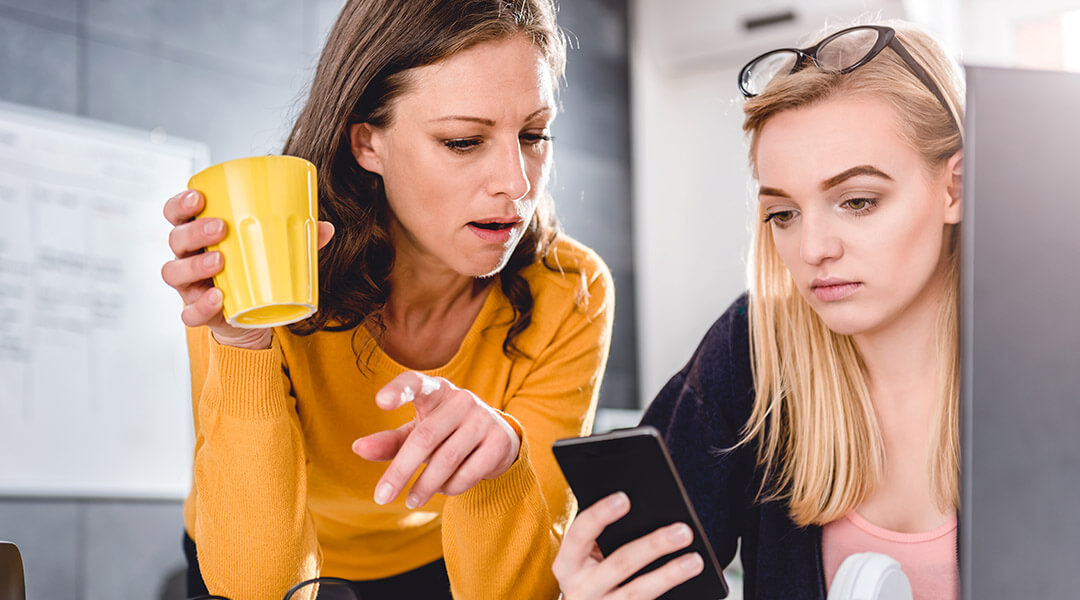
<box><xmin>284</xmin><ymin>0</ymin><xmax>567</xmax><ymax>358</ymax></box>
<box><xmin>739</xmin><ymin>20</ymin><xmax>964</xmax><ymax>526</ymax></box>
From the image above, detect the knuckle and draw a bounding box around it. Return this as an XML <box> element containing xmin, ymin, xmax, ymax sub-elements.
<box><xmin>410</xmin><ymin>424</ymin><xmax>439</xmax><ymax>450</ymax></box>
<box><xmin>167</xmin><ymin>226</ymin><xmax>182</xmax><ymax>252</ymax></box>
<box><xmin>565</xmin><ymin>529</ymin><xmax>597</xmax><ymax>554</ymax></box>
<box><xmin>664</xmin><ymin>558</ymin><xmax>693</xmax><ymax>580</ymax></box>
<box><xmin>200</xmin><ymin>252</ymin><xmax>220</xmax><ymax>274</ymax></box>
<box><xmin>442</xmin><ymin>388</ymin><xmax>466</xmax><ymax>407</ymax></box>
<box><xmin>431</xmin><ymin>446</ymin><xmax>463</xmax><ymax>472</ymax></box>
<box><xmin>607</xmin><ymin>549</ymin><xmax>634</xmax><ymax>574</ymax></box>
<box><xmin>180</xmin><ymin>306</ymin><xmax>200</xmax><ymax>328</ymax></box>
<box><xmin>408</xmin><ymin>482</ymin><xmax>432</xmax><ymax>501</ymax></box>
<box><xmin>442</xmin><ymin>479</ymin><xmax>469</xmax><ymax>496</ymax></box>
<box><xmin>454</xmin><ymin>460</ymin><xmax>480</xmax><ymax>485</ymax></box>
<box><xmin>382</xmin><ymin>466</ymin><xmax>407</xmax><ymax>487</ymax></box>
<box><xmin>461</xmin><ymin>412</ymin><xmax>489</xmax><ymax>438</ymax></box>
<box><xmin>561</xmin><ymin>523</ymin><xmax>586</xmax><ymax>547</ymax></box>
<box><xmin>489</xmin><ymin>428</ymin><xmax>512</xmax><ymax>451</ymax></box>
<box><xmin>160</xmin><ymin>260</ymin><xmax>175</xmax><ymax>284</ymax></box>
<box><xmin>164</xmin><ymin>192</ymin><xmax>184</xmax><ymax>222</ymax></box>
<box><xmin>572</xmin><ymin>506</ymin><xmax>605</xmax><ymax>537</ymax></box>
<box><xmin>650</xmin><ymin>531</ymin><xmax>674</xmax><ymax>552</ymax></box>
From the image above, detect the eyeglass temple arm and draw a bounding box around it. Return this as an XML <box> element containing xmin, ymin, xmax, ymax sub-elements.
<box><xmin>886</xmin><ymin>39</ymin><xmax>960</xmax><ymax>131</ymax></box>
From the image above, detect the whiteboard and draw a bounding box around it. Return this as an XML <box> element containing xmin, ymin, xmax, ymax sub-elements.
<box><xmin>0</xmin><ymin>101</ymin><xmax>208</xmax><ymax>499</ymax></box>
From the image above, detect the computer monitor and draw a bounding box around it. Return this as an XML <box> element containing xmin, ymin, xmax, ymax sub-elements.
<box><xmin>961</xmin><ymin>65</ymin><xmax>1080</xmax><ymax>599</ymax></box>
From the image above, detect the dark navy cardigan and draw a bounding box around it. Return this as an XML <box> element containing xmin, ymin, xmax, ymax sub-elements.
<box><xmin>639</xmin><ymin>295</ymin><xmax>828</xmax><ymax>599</ymax></box>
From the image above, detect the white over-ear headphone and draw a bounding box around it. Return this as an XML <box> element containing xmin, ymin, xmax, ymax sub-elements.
<box><xmin>828</xmin><ymin>552</ymin><xmax>913</xmax><ymax>600</ymax></box>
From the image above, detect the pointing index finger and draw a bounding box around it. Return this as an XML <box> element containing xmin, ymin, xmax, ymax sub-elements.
<box><xmin>375</xmin><ymin>372</ymin><xmax>446</xmax><ymax>411</ymax></box>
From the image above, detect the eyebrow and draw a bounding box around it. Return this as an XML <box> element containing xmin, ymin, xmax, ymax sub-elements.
<box><xmin>429</xmin><ymin>107</ymin><xmax>552</xmax><ymax>126</ymax></box>
<box><xmin>757</xmin><ymin>186</ymin><xmax>789</xmax><ymax>198</ymax></box>
<box><xmin>759</xmin><ymin>165</ymin><xmax>894</xmax><ymax>198</ymax></box>
<box><xmin>820</xmin><ymin>165</ymin><xmax>893</xmax><ymax>191</ymax></box>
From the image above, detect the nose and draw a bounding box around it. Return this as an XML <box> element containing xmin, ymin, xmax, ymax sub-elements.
<box><xmin>798</xmin><ymin>212</ymin><xmax>843</xmax><ymax>265</ymax></box>
<box><xmin>486</xmin><ymin>139</ymin><xmax>531</xmax><ymax>201</ymax></box>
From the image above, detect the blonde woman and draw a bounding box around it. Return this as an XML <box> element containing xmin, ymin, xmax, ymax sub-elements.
<box><xmin>553</xmin><ymin>21</ymin><xmax>962</xmax><ymax>600</ymax></box>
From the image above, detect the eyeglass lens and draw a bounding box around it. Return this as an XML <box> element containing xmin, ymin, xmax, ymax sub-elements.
<box><xmin>742</xmin><ymin>51</ymin><xmax>798</xmax><ymax>96</ymax></box>
<box><xmin>743</xmin><ymin>28</ymin><xmax>882</xmax><ymax>96</ymax></box>
<box><xmin>815</xmin><ymin>28</ymin><xmax>879</xmax><ymax>71</ymax></box>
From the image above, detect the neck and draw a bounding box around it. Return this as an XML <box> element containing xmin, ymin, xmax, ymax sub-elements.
<box><xmin>852</xmin><ymin>282</ymin><xmax>947</xmax><ymax>408</ymax></box>
<box><xmin>384</xmin><ymin>259</ymin><xmax>489</xmax><ymax>327</ymax></box>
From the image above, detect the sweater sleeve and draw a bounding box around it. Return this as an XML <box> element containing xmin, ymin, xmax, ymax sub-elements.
<box><xmin>187</xmin><ymin>327</ymin><xmax>321</xmax><ymax>600</ymax></box>
<box><xmin>640</xmin><ymin>295</ymin><xmax>755</xmax><ymax>571</ymax></box>
<box><xmin>440</xmin><ymin>258</ymin><xmax>615</xmax><ymax>600</ymax></box>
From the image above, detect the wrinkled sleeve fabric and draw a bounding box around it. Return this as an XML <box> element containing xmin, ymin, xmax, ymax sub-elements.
<box><xmin>186</xmin><ymin>327</ymin><xmax>321</xmax><ymax>600</ymax></box>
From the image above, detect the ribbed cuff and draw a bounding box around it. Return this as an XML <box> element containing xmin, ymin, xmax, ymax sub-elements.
<box><xmin>206</xmin><ymin>334</ymin><xmax>287</xmax><ymax>418</ymax></box>
<box><xmin>454</xmin><ymin>433</ymin><xmax>538</xmax><ymax>518</ymax></box>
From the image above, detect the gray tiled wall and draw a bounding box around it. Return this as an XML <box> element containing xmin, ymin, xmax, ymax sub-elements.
<box><xmin>0</xmin><ymin>0</ymin><xmax>635</xmax><ymax>597</ymax></box>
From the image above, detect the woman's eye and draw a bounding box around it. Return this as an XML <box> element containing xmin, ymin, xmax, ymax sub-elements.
<box><xmin>444</xmin><ymin>138</ymin><xmax>481</xmax><ymax>153</ymax></box>
<box><xmin>764</xmin><ymin>210</ymin><xmax>795</xmax><ymax>226</ymax></box>
<box><xmin>843</xmin><ymin>197</ymin><xmax>877</xmax><ymax>212</ymax></box>
<box><xmin>520</xmin><ymin>132</ymin><xmax>554</xmax><ymax>146</ymax></box>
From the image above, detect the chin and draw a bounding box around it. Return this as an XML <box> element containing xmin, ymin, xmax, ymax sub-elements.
<box><xmin>819</xmin><ymin>319</ymin><xmax>869</xmax><ymax>337</ymax></box>
<box><xmin>809</xmin><ymin>303</ymin><xmax>882</xmax><ymax>337</ymax></box>
<box><xmin>470</xmin><ymin>252</ymin><xmax>514</xmax><ymax>279</ymax></box>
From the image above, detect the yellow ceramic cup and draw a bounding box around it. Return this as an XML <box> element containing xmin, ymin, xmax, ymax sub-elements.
<box><xmin>187</xmin><ymin>155</ymin><xmax>319</xmax><ymax>328</ymax></box>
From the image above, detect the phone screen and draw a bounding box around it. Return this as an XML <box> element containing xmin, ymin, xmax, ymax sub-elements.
<box><xmin>553</xmin><ymin>426</ymin><xmax>729</xmax><ymax>599</ymax></box>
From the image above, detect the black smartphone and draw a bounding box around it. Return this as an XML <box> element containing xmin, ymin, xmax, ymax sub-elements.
<box><xmin>552</xmin><ymin>425</ymin><xmax>729</xmax><ymax>599</ymax></box>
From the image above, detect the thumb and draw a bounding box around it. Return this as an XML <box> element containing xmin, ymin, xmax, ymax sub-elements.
<box><xmin>352</xmin><ymin>420</ymin><xmax>416</xmax><ymax>461</ymax></box>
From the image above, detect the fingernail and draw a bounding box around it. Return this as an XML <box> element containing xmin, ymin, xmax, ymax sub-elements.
<box><xmin>374</xmin><ymin>483</ymin><xmax>393</xmax><ymax>505</ymax></box>
<box><xmin>405</xmin><ymin>494</ymin><xmax>419</xmax><ymax>510</ymax></box>
<box><xmin>184</xmin><ymin>191</ymin><xmax>199</xmax><ymax>208</ymax></box>
<box><xmin>608</xmin><ymin>491</ymin><xmax>629</xmax><ymax>511</ymax></box>
<box><xmin>202</xmin><ymin>253</ymin><xmax>220</xmax><ymax>269</ymax></box>
<box><xmin>668</xmin><ymin>523</ymin><xmax>692</xmax><ymax>544</ymax></box>
<box><xmin>679</xmin><ymin>553</ymin><xmax>703</xmax><ymax>573</ymax></box>
<box><xmin>203</xmin><ymin>219</ymin><xmax>222</xmax><ymax>235</ymax></box>
<box><xmin>207</xmin><ymin>288</ymin><xmax>223</xmax><ymax>307</ymax></box>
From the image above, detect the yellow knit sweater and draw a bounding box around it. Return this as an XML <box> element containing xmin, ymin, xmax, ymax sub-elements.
<box><xmin>182</xmin><ymin>236</ymin><xmax>613</xmax><ymax>599</ymax></box>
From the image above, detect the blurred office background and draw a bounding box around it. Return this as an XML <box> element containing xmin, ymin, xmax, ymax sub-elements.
<box><xmin>1</xmin><ymin>0</ymin><xmax>1079</xmax><ymax>597</ymax></box>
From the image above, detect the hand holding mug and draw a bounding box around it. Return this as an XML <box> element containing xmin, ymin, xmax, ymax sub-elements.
<box><xmin>160</xmin><ymin>188</ymin><xmax>334</xmax><ymax>349</ymax></box>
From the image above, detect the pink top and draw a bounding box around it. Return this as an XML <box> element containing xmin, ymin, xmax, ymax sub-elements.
<box><xmin>822</xmin><ymin>511</ymin><xmax>959</xmax><ymax>600</ymax></box>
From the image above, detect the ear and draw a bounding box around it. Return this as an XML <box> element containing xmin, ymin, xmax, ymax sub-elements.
<box><xmin>942</xmin><ymin>150</ymin><xmax>963</xmax><ymax>224</ymax></box>
<box><xmin>348</xmin><ymin>122</ymin><xmax>385</xmax><ymax>175</ymax></box>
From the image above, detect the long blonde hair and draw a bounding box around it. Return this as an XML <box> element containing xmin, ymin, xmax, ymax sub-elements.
<box><xmin>740</xmin><ymin>21</ymin><xmax>963</xmax><ymax>527</ymax></box>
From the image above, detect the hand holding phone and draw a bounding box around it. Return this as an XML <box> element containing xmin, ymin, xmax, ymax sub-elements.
<box><xmin>552</xmin><ymin>426</ymin><xmax>729</xmax><ymax>600</ymax></box>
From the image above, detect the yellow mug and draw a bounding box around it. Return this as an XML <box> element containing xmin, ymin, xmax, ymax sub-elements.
<box><xmin>187</xmin><ymin>155</ymin><xmax>319</xmax><ymax>328</ymax></box>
